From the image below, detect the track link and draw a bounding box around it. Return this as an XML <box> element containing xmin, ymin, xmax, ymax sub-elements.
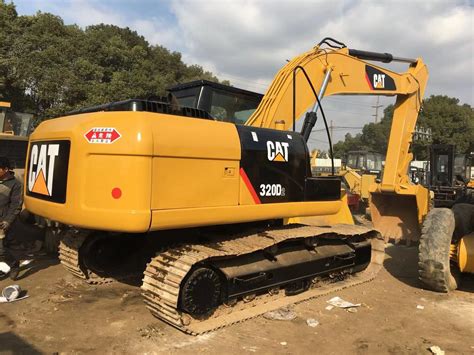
<box><xmin>141</xmin><ymin>224</ymin><xmax>384</xmax><ymax>334</ymax></box>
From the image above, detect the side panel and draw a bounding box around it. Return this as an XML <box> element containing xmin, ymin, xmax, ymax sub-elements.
<box><xmin>236</xmin><ymin>125</ymin><xmax>309</xmax><ymax>204</ymax></box>
<box><xmin>24</xmin><ymin>111</ymin><xmax>154</xmax><ymax>233</ymax></box>
<box><xmin>24</xmin><ymin>110</ymin><xmax>345</xmax><ymax>233</ymax></box>
<box><xmin>152</xmin><ymin>157</ymin><xmax>239</xmax><ymax>209</ymax></box>
<box><xmin>83</xmin><ymin>154</ymin><xmax>152</xmax><ymax>212</ymax></box>
<box><xmin>150</xmin><ymin>115</ymin><xmax>241</xmax><ymax>210</ymax></box>
<box><xmin>151</xmin><ymin>114</ymin><xmax>241</xmax><ymax>160</ymax></box>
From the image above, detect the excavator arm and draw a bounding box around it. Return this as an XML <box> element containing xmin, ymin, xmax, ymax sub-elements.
<box><xmin>246</xmin><ymin>45</ymin><xmax>427</xmax><ymax>131</ymax></box>
<box><xmin>246</xmin><ymin>39</ymin><xmax>429</xmax><ymax>242</ymax></box>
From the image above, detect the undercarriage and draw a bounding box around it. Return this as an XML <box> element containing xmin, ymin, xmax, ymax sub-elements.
<box><xmin>58</xmin><ymin>223</ymin><xmax>384</xmax><ymax>334</ymax></box>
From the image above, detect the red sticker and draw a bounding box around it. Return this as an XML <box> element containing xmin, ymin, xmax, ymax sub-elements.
<box><xmin>84</xmin><ymin>127</ymin><xmax>121</xmax><ymax>144</ymax></box>
<box><xmin>111</xmin><ymin>187</ymin><xmax>122</xmax><ymax>199</ymax></box>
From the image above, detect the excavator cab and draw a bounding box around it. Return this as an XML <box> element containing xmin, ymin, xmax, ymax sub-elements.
<box><xmin>346</xmin><ymin>151</ymin><xmax>384</xmax><ymax>176</ymax></box>
<box><xmin>167</xmin><ymin>80</ymin><xmax>263</xmax><ymax>124</ymax></box>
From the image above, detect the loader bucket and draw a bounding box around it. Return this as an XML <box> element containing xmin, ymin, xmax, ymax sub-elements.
<box><xmin>370</xmin><ymin>193</ymin><xmax>421</xmax><ymax>244</ymax></box>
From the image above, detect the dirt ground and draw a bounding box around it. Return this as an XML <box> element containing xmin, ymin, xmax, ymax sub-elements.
<box><xmin>1</xmin><ymin>243</ymin><xmax>473</xmax><ymax>354</ymax></box>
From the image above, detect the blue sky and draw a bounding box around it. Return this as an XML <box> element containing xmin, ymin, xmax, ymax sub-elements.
<box><xmin>15</xmin><ymin>0</ymin><xmax>176</xmax><ymax>23</ymax></box>
<box><xmin>14</xmin><ymin>0</ymin><xmax>183</xmax><ymax>50</ymax></box>
<box><xmin>11</xmin><ymin>0</ymin><xmax>474</xmax><ymax>148</ymax></box>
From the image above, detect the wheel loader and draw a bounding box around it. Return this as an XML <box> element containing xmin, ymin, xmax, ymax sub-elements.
<box><xmin>24</xmin><ymin>38</ymin><xmax>428</xmax><ymax>334</ymax></box>
<box><xmin>418</xmin><ymin>145</ymin><xmax>474</xmax><ymax>291</ymax></box>
<box><xmin>419</xmin><ymin>201</ymin><xmax>474</xmax><ymax>292</ymax></box>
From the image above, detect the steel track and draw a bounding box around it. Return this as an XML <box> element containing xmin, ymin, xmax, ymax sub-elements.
<box><xmin>141</xmin><ymin>224</ymin><xmax>385</xmax><ymax>334</ymax></box>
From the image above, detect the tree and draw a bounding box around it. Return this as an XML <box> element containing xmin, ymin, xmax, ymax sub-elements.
<box><xmin>414</xmin><ymin>95</ymin><xmax>474</xmax><ymax>159</ymax></box>
<box><xmin>0</xmin><ymin>2</ymin><xmax>223</xmax><ymax>120</ymax></box>
<box><xmin>332</xmin><ymin>96</ymin><xmax>473</xmax><ymax>159</ymax></box>
<box><xmin>333</xmin><ymin>132</ymin><xmax>363</xmax><ymax>158</ymax></box>
<box><xmin>0</xmin><ymin>0</ymin><xmax>19</xmax><ymax>100</ymax></box>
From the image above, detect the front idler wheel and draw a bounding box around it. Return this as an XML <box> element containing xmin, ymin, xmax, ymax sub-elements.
<box><xmin>180</xmin><ymin>267</ymin><xmax>223</xmax><ymax>317</ymax></box>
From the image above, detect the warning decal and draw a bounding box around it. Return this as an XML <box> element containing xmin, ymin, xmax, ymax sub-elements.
<box><xmin>84</xmin><ymin>127</ymin><xmax>121</xmax><ymax>144</ymax></box>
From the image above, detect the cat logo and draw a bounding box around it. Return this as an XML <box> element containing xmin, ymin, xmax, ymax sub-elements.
<box><xmin>267</xmin><ymin>141</ymin><xmax>289</xmax><ymax>162</ymax></box>
<box><xmin>28</xmin><ymin>143</ymin><xmax>60</xmax><ymax>196</ymax></box>
<box><xmin>365</xmin><ymin>65</ymin><xmax>396</xmax><ymax>91</ymax></box>
<box><xmin>373</xmin><ymin>74</ymin><xmax>385</xmax><ymax>89</ymax></box>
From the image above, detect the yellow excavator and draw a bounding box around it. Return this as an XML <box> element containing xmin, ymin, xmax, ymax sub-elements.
<box><xmin>24</xmin><ymin>38</ymin><xmax>427</xmax><ymax>334</ymax></box>
<box><xmin>418</xmin><ymin>146</ymin><xmax>474</xmax><ymax>292</ymax></box>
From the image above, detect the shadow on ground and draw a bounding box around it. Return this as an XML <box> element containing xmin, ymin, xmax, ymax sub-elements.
<box><xmin>0</xmin><ymin>331</ymin><xmax>42</xmax><ymax>354</ymax></box>
<box><xmin>384</xmin><ymin>243</ymin><xmax>474</xmax><ymax>292</ymax></box>
<box><xmin>457</xmin><ymin>273</ymin><xmax>474</xmax><ymax>292</ymax></box>
<box><xmin>383</xmin><ymin>243</ymin><xmax>423</xmax><ymax>289</ymax></box>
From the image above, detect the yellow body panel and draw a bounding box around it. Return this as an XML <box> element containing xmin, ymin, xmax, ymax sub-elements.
<box><xmin>151</xmin><ymin>114</ymin><xmax>241</xmax><ymax>160</ymax></box>
<box><xmin>83</xmin><ymin>154</ymin><xmax>152</xmax><ymax>224</ymax></box>
<box><xmin>149</xmin><ymin>114</ymin><xmax>241</xmax><ymax>210</ymax></box>
<box><xmin>25</xmin><ymin>110</ymin><xmax>347</xmax><ymax>233</ymax></box>
<box><xmin>152</xmin><ymin>157</ymin><xmax>239</xmax><ymax>209</ymax></box>
<box><xmin>25</xmin><ymin>111</ymin><xmax>154</xmax><ymax>232</ymax></box>
<box><xmin>458</xmin><ymin>233</ymin><xmax>474</xmax><ymax>273</ymax></box>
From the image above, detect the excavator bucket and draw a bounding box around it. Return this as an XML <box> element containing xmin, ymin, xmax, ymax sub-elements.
<box><xmin>370</xmin><ymin>192</ymin><xmax>422</xmax><ymax>244</ymax></box>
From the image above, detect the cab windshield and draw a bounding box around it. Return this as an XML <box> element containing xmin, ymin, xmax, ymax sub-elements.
<box><xmin>167</xmin><ymin>80</ymin><xmax>263</xmax><ymax>125</ymax></box>
<box><xmin>0</xmin><ymin>106</ymin><xmax>33</xmax><ymax>137</ymax></box>
<box><xmin>346</xmin><ymin>151</ymin><xmax>383</xmax><ymax>172</ymax></box>
<box><xmin>4</xmin><ymin>110</ymin><xmax>33</xmax><ymax>136</ymax></box>
<box><xmin>209</xmin><ymin>90</ymin><xmax>260</xmax><ymax>124</ymax></box>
